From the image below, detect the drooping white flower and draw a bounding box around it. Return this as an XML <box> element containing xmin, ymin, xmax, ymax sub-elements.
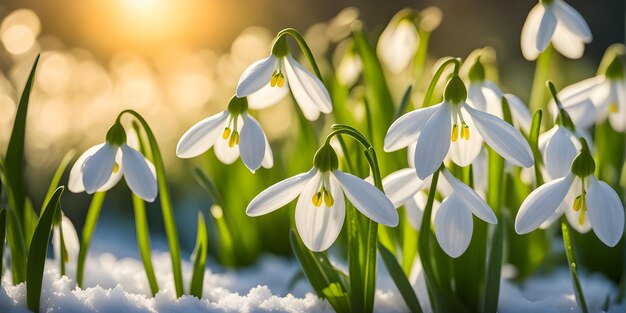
<box><xmin>553</xmin><ymin>57</ymin><xmax>626</xmax><ymax>131</ymax></box>
<box><xmin>384</xmin><ymin>75</ymin><xmax>534</xmax><ymax>180</ymax></box>
<box><xmin>515</xmin><ymin>140</ymin><xmax>624</xmax><ymax>247</ymax></box>
<box><xmin>336</xmin><ymin>48</ymin><xmax>362</xmax><ymax>86</ymax></box>
<box><xmin>52</xmin><ymin>215</ymin><xmax>80</xmax><ymax>267</ymax></box>
<box><xmin>377</xmin><ymin>15</ymin><xmax>419</xmax><ymax>73</ymax></box>
<box><xmin>236</xmin><ymin>38</ymin><xmax>332</xmax><ymax>121</ymax></box>
<box><xmin>176</xmin><ymin>96</ymin><xmax>273</xmax><ymax>173</ymax></box>
<box><xmin>466</xmin><ymin>59</ymin><xmax>532</xmax><ymax>133</ymax></box>
<box><xmin>384</xmin><ymin>167</ymin><xmax>497</xmax><ymax>257</ymax></box>
<box><xmin>521</xmin><ymin>0</ymin><xmax>592</xmax><ymax>60</ymax></box>
<box><xmin>246</xmin><ymin>144</ymin><xmax>398</xmax><ymax>251</ymax></box>
<box><xmin>75</xmin><ymin>122</ymin><xmax>158</xmax><ymax>202</ymax></box>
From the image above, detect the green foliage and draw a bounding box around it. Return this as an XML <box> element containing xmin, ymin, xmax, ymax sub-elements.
<box><xmin>190</xmin><ymin>212</ymin><xmax>208</xmax><ymax>298</ymax></box>
<box><xmin>26</xmin><ymin>187</ymin><xmax>63</xmax><ymax>312</ymax></box>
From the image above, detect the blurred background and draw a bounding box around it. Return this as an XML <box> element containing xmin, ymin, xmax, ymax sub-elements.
<box><xmin>0</xmin><ymin>0</ymin><xmax>623</xmax><ymax>259</ymax></box>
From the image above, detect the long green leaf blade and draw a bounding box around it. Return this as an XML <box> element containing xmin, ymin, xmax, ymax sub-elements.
<box><xmin>190</xmin><ymin>212</ymin><xmax>208</xmax><ymax>298</ymax></box>
<box><xmin>26</xmin><ymin>186</ymin><xmax>63</xmax><ymax>312</ymax></box>
<box><xmin>378</xmin><ymin>242</ymin><xmax>423</xmax><ymax>313</ymax></box>
<box><xmin>0</xmin><ymin>208</ymin><xmax>6</xmax><ymax>273</ymax></box>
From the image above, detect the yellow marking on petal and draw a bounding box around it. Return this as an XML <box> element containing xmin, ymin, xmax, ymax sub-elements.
<box><xmin>270</xmin><ymin>74</ymin><xmax>278</xmax><ymax>87</ymax></box>
<box><xmin>573</xmin><ymin>195</ymin><xmax>582</xmax><ymax>212</ymax></box>
<box><xmin>276</xmin><ymin>74</ymin><xmax>285</xmax><ymax>88</ymax></box>
<box><xmin>323</xmin><ymin>189</ymin><xmax>334</xmax><ymax>207</ymax></box>
<box><xmin>461</xmin><ymin>124</ymin><xmax>470</xmax><ymax>140</ymax></box>
<box><xmin>112</xmin><ymin>163</ymin><xmax>119</xmax><ymax>174</ymax></box>
<box><xmin>312</xmin><ymin>192</ymin><xmax>323</xmax><ymax>207</ymax></box>
<box><xmin>578</xmin><ymin>211</ymin><xmax>585</xmax><ymax>226</ymax></box>
<box><xmin>609</xmin><ymin>102</ymin><xmax>618</xmax><ymax>113</ymax></box>
<box><xmin>222</xmin><ymin>127</ymin><xmax>231</xmax><ymax>139</ymax></box>
<box><xmin>451</xmin><ymin>124</ymin><xmax>459</xmax><ymax>142</ymax></box>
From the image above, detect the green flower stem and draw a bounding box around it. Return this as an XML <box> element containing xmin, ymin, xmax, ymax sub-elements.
<box><xmin>418</xmin><ymin>165</ymin><xmax>442</xmax><ymax>309</ymax></box>
<box><xmin>561</xmin><ymin>218</ymin><xmax>589</xmax><ymax>313</ymax></box>
<box><xmin>529</xmin><ymin>46</ymin><xmax>553</xmax><ymax>127</ymax></box>
<box><xmin>120</xmin><ymin>109</ymin><xmax>184</xmax><ymax>297</ymax></box>
<box><xmin>327</xmin><ymin>124</ymin><xmax>385</xmax><ymax>313</ymax></box>
<box><xmin>76</xmin><ymin>192</ymin><xmax>106</xmax><ymax>288</ymax></box>
<box><xmin>422</xmin><ymin>58</ymin><xmax>461</xmax><ymax>108</ymax></box>
<box><xmin>132</xmin><ymin>194</ymin><xmax>159</xmax><ymax>296</ymax></box>
<box><xmin>275</xmin><ymin>28</ymin><xmax>322</xmax><ymax>79</ymax></box>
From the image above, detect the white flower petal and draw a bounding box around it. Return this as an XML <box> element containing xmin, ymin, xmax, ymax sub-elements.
<box><xmin>434</xmin><ymin>194</ymin><xmax>473</xmax><ymax>258</ymax></box>
<box><xmin>565</xmin><ymin>201</ymin><xmax>592</xmax><ymax>233</ymax></box>
<box><xmin>553</xmin><ymin>0</ymin><xmax>592</xmax><ymax>41</ymax></box>
<box><xmin>382</xmin><ymin>168</ymin><xmax>427</xmax><ymax>208</ymax></box>
<box><xmin>586</xmin><ymin>179</ymin><xmax>625</xmax><ymax>247</ymax></box>
<box><xmin>384</xmin><ymin>104</ymin><xmax>439</xmax><ymax>152</ymax></box>
<box><xmin>560</xmin><ymin>98</ymin><xmax>597</xmax><ymax>129</ymax></box>
<box><xmin>69</xmin><ymin>144</ymin><xmax>105</xmax><ymax>193</ymax></box>
<box><xmin>414</xmin><ymin>103</ymin><xmax>451</xmax><ymax>179</ymax></box>
<box><xmin>377</xmin><ymin>20</ymin><xmax>419</xmax><ymax>73</ymax></box>
<box><xmin>608</xmin><ymin>81</ymin><xmax>626</xmax><ymax>132</ymax></box>
<box><xmin>236</xmin><ymin>56</ymin><xmax>278</xmax><ymax>97</ymax></box>
<box><xmin>333</xmin><ymin>170</ymin><xmax>398</xmax><ymax>226</ymax></box>
<box><xmin>467</xmin><ymin>83</ymin><xmax>488</xmax><ymax>111</ymax></box>
<box><xmin>405</xmin><ymin>192</ymin><xmax>440</xmax><ymax>230</ymax></box>
<box><xmin>336</xmin><ymin>53</ymin><xmax>362</xmax><ymax>86</ymax></box>
<box><xmin>521</xmin><ymin>4</ymin><xmax>546</xmax><ymax>60</ymax></box>
<box><xmin>239</xmin><ymin>115</ymin><xmax>266</xmax><ymax>172</ymax></box>
<box><xmin>83</xmin><ymin>143</ymin><xmax>118</xmax><ymax>194</ymax></box>
<box><xmin>246</xmin><ymin>168</ymin><xmax>317</xmax><ymax>217</ymax></box>
<box><xmin>442</xmin><ymin>170</ymin><xmax>497</xmax><ymax>224</ymax></box>
<box><xmin>464</xmin><ymin>104</ymin><xmax>534</xmax><ymax>168</ymax></box>
<box><xmin>503</xmin><ymin>94</ymin><xmax>532</xmax><ymax>134</ymax></box>
<box><xmin>536</xmin><ymin>4</ymin><xmax>557</xmax><ymax>52</ymax></box>
<box><xmin>121</xmin><ymin>144</ymin><xmax>158</xmax><ymax>202</ymax></box>
<box><xmin>448</xmin><ymin>107</ymin><xmax>483</xmax><ymax>167</ymax></box>
<box><xmin>543</xmin><ymin>126</ymin><xmax>578</xmax><ymax>180</ymax></box>
<box><xmin>515</xmin><ymin>174</ymin><xmax>574</xmax><ymax>234</ymax></box>
<box><xmin>176</xmin><ymin>111</ymin><xmax>229</xmax><ymax>158</ymax></box>
<box><xmin>247</xmin><ymin>81</ymin><xmax>290</xmax><ymax>110</ymax></box>
<box><xmin>539</xmin><ymin>202</ymin><xmax>567</xmax><ymax>229</ymax></box>
<box><xmin>53</xmin><ymin>216</ymin><xmax>80</xmax><ymax>265</ymax></box>
<box><xmin>551</xmin><ymin>23</ymin><xmax>585</xmax><ymax>59</ymax></box>
<box><xmin>295</xmin><ymin>172</ymin><xmax>345</xmax><ymax>251</ymax></box>
<box><xmin>283</xmin><ymin>55</ymin><xmax>332</xmax><ymax>119</ymax></box>
<box><xmin>261</xmin><ymin>135</ymin><xmax>274</xmax><ymax>169</ymax></box>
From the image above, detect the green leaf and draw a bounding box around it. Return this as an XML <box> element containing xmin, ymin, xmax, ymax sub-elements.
<box><xmin>528</xmin><ymin>110</ymin><xmax>544</xmax><ymax>186</ymax></box>
<box><xmin>483</xmin><ymin>215</ymin><xmax>505</xmax><ymax>313</ymax></box>
<box><xmin>132</xmin><ymin>194</ymin><xmax>159</xmax><ymax>296</ymax></box>
<box><xmin>190</xmin><ymin>212</ymin><xmax>208</xmax><ymax>298</ymax></box>
<box><xmin>394</xmin><ymin>85</ymin><xmax>413</xmax><ymax>120</ymax></box>
<box><xmin>76</xmin><ymin>192</ymin><xmax>106</xmax><ymax>288</ymax></box>
<box><xmin>0</xmin><ymin>208</ymin><xmax>6</xmax><ymax>273</ymax></box>
<box><xmin>5</xmin><ymin>55</ymin><xmax>40</xmax><ymax>283</ymax></box>
<box><xmin>26</xmin><ymin>186</ymin><xmax>63</xmax><ymax>312</ymax></box>
<box><xmin>378</xmin><ymin>242</ymin><xmax>423</xmax><ymax>313</ymax></box>
<box><xmin>289</xmin><ymin>230</ymin><xmax>350</xmax><ymax>312</ymax></box>
<box><xmin>42</xmin><ymin>149</ymin><xmax>76</xmax><ymax>215</ymax></box>
<box><xmin>193</xmin><ymin>167</ymin><xmax>225</xmax><ymax>207</ymax></box>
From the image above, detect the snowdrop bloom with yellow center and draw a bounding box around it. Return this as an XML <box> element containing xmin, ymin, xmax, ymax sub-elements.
<box><xmin>521</xmin><ymin>0</ymin><xmax>592</xmax><ymax>60</ymax></box>
<box><xmin>466</xmin><ymin>59</ymin><xmax>532</xmax><ymax>133</ymax></box>
<box><xmin>176</xmin><ymin>96</ymin><xmax>273</xmax><ymax>173</ymax></box>
<box><xmin>515</xmin><ymin>139</ymin><xmax>624</xmax><ymax>247</ymax></box>
<box><xmin>246</xmin><ymin>144</ymin><xmax>398</xmax><ymax>252</ymax></box>
<box><xmin>377</xmin><ymin>10</ymin><xmax>419</xmax><ymax>73</ymax></box>
<box><xmin>383</xmin><ymin>167</ymin><xmax>496</xmax><ymax>257</ymax></box>
<box><xmin>384</xmin><ymin>75</ymin><xmax>534</xmax><ymax>180</ymax></box>
<box><xmin>554</xmin><ymin>56</ymin><xmax>626</xmax><ymax>131</ymax></box>
<box><xmin>235</xmin><ymin>36</ymin><xmax>332</xmax><ymax>121</ymax></box>
<box><xmin>70</xmin><ymin>123</ymin><xmax>157</xmax><ymax>202</ymax></box>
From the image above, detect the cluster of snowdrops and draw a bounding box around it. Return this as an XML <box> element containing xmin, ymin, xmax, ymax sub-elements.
<box><xmin>2</xmin><ymin>1</ymin><xmax>625</xmax><ymax>312</ymax></box>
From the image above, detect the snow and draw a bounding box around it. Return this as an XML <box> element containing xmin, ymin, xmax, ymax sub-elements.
<box><xmin>0</xmin><ymin>218</ymin><xmax>623</xmax><ymax>312</ymax></box>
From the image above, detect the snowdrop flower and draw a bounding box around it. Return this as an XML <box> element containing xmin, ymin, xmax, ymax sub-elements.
<box><xmin>384</xmin><ymin>167</ymin><xmax>496</xmax><ymax>257</ymax></box>
<box><xmin>236</xmin><ymin>35</ymin><xmax>332</xmax><ymax>121</ymax></box>
<box><xmin>336</xmin><ymin>45</ymin><xmax>362</xmax><ymax>86</ymax></box>
<box><xmin>515</xmin><ymin>139</ymin><xmax>624</xmax><ymax>247</ymax></box>
<box><xmin>467</xmin><ymin>59</ymin><xmax>532</xmax><ymax>133</ymax></box>
<box><xmin>246</xmin><ymin>144</ymin><xmax>398</xmax><ymax>251</ymax></box>
<box><xmin>384</xmin><ymin>75</ymin><xmax>534</xmax><ymax>180</ymax></box>
<box><xmin>377</xmin><ymin>10</ymin><xmax>419</xmax><ymax>73</ymax></box>
<box><xmin>176</xmin><ymin>96</ymin><xmax>273</xmax><ymax>173</ymax></box>
<box><xmin>554</xmin><ymin>56</ymin><xmax>626</xmax><ymax>131</ymax></box>
<box><xmin>52</xmin><ymin>216</ymin><xmax>79</xmax><ymax>267</ymax></box>
<box><xmin>521</xmin><ymin>0</ymin><xmax>592</xmax><ymax>60</ymax></box>
<box><xmin>70</xmin><ymin>123</ymin><xmax>157</xmax><ymax>202</ymax></box>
